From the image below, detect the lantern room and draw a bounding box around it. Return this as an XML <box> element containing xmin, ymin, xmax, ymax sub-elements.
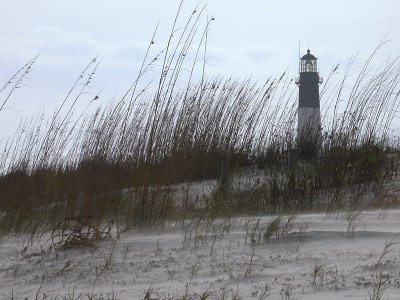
<box><xmin>300</xmin><ymin>49</ymin><xmax>318</xmax><ymax>73</ymax></box>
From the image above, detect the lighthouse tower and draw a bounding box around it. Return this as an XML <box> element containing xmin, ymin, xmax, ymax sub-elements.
<box><xmin>295</xmin><ymin>49</ymin><xmax>323</xmax><ymax>156</ymax></box>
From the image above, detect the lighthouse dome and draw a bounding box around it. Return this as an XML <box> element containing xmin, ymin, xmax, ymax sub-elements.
<box><xmin>301</xmin><ymin>49</ymin><xmax>317</xmax><ymax>60</ymax></box>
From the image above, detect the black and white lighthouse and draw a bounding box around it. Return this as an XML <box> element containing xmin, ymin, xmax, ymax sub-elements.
<box><xmin>295</xmin><ymin>49</ymin><xmax>323</xmax><ymax>155</ymax></box>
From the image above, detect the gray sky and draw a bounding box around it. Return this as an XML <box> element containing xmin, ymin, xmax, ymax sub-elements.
<box><xmin>1</xmin><ymin>0</ymin><xmax>399</xmax><ymax>138</ymax></box>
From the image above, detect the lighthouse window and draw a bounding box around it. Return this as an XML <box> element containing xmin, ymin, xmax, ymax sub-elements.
<box><xmin>302</xmin><ymin>59</ymin><xmax>317</xmax><ymax>72</ymax></box>
<box><xmin>305</xmin><ymin>60</ymin><xmax>313</xmax><ymax>72</ymax></box>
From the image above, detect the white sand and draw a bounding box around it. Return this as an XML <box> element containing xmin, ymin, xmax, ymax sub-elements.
<box><xmin>1</xmin><ymin>209</ymin><xmax>400</xmax><ymax>299</ymax></box>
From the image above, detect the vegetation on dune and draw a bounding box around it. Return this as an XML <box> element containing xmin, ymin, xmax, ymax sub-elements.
<box><xmin>1</xmin><ymin>2</ymin><xmax>400</xmax><ymax>236</ymax></box>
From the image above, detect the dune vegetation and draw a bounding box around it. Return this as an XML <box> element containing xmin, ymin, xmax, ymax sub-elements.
<box><xmin>0</xmin><ymin>3</ymin><xmax>400</xmax><ymax>240</ymax></box>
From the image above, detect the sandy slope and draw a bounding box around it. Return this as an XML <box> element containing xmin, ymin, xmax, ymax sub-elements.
<box><xmin>1</xmin><ymin>210</ymin><xmax>400</xmax><ymax>299</ymax></box>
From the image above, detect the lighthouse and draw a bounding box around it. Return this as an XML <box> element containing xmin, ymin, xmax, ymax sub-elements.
<box><xmin>295</xmin><ymin>49</ymin><xmax>323</xmax><ymax>156</ymax></box>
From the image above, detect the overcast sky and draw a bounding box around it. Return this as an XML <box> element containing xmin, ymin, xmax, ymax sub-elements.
<box><xmin>0</xmin><ymin>0</ymin><xmax>399</xmax><ymax>138</ymax></box>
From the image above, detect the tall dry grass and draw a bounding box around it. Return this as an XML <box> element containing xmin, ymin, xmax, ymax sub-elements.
<box><xmin>0</xmin><ymin>3</ymin><xmax>400</xmax><ymax>235</ymax></box>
